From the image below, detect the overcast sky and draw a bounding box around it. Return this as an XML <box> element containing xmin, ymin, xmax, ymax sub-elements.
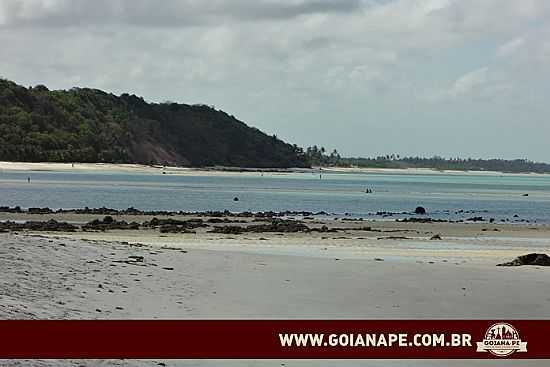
<box><xmin>1</xmin><ymin>0</ymin><xmax>549</xmax><ymax>160</ymax></box>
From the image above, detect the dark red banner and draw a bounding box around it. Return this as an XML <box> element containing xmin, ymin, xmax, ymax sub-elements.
<box><xmin>0</xmin><ymin>320</ymin><xmax>547</xmax><ymax>359</ymax></box>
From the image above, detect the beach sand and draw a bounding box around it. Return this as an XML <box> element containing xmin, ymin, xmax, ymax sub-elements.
<box><xmin>3</xmin><ymin>161</ymin><xmax>545</xmax><ymax>177</ymax></box>
<box><xmin>1</xmin><ymin>212</ymin><xmax>549</xmax><ymax>366</ymax></box>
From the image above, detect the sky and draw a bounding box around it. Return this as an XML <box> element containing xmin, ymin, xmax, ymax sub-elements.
<box><xmin>1</xmin><ymin>0</ymin><xmax>549</xmax><ymax>161</ymax></box>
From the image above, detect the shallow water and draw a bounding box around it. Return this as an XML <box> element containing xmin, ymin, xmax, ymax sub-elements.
<box><xmin>1</xmin><ymin>170</ymin><xmax>549</xmax><ymax>223</ymax></box>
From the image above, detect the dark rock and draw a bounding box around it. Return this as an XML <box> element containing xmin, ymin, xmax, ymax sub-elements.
<box><xmin>430</xmin><ymin>234</ymin><xmax>442</xmax><ymax>240</ymax></box>
<box><xmin>497</xmin><ymin>253</ymin><xmax>550</xmax><ymax>266</ymax></box>
<box><xmin>246</xmin><ymin>219</ymin><xmax>310</xmax><ymax>233</ymax></box>
<box><xmin>0</xmin><ymin>206</ymin><xmax>23</xmax><ymax>213</ymax></box>
<box><xmin>206</xmin><ymin>218</ymin><xmax>246</xmax><ymax>224</ymax></box>
<box><xmin>0</xmin><ymin>219</ymin><xmax>77</xmax><ymax>232</ymax></box>
<box><xmin>210</xmin><ymin>226</ymin><xmax>247</xmax><ymax>235</ymax></box>
<box><xmin>28</xmin><ymin>207</ymin><xmax>53</xmax><ymax>214</ymax></box>
<box><xmin>72</xmin><ymin>206</ymin><xmax>120</xmax><ymax>215</ymax></box>
<box><xmin>233</xmin><ymin>197</ymin><xmax>239</xmax><ymax>201</ymax></box>
<box><xmin>124</xmin><ymin>207</ymin><xmax>141</xmax><ymax>214</ymax></box>
<box><xmin>397</xmin><ymin>217</ymin><xmax>448</xmax><ymax>223</ymax></box>
<box><xmin>414</xmin><ymin>206</ymin><xmax>426</xmax><ymax>215</ymax></box>
<box><xmin>144</xmin><ymin>218</ymin><xmax>206</xmax><ymax>232</ymax></box>
<box><xmin>7</xmin><ymin>206</ymin><xmax>334</xmax><ymax>219</ymax></box>
<box><xmin>466</xmin><ymin>216</ymin><xmax>484</xmax><ymax>222</ymax></box>
<box><xmin>210</xmin><ymin>219</ymin><xmax>310</xmax><ymax>234</ymax></box>
<box><xmin>82</xmin><ymin>216</ymin><xmax>140</xmax><ymax>231</ymax></box>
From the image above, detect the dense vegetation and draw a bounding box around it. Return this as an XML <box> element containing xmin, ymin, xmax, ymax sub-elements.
<box><xmin>1</xmin><ymin>78</ymin><xmax>547</xmax><ymax>173</ymax></box>
<box><xmin>0</xmin><ymin>79</ymin><xmax>308</xmax><ymax>168</ymax></box>
<box><xmin>305</xmin><ymin>146</ymin><xmax>550</xmax><ymax>174</ymax></box>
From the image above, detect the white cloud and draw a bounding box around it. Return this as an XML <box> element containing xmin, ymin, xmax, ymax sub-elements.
<box><xmin>497</xmin><ymin>37</ymin><xmax>525</xmax><ymax>57</ymax></box>
<box><xmin>450</xmin><ymin>67</ymin><xmax>489</xmax><ymax>96</ymax></box>
<box><xmin>1</xmin><ymin>0</ymin><xmax>550</xmax><ymax>159</ymax></box>
<box><xmin>421</xmin><ymin>66</ymin><xmax>515</xmax><ymax>102</ymax></box>
<box><xmin>0</xmin><ymin>0</ymin><xmax>363</xmax><ymax>27</ymax></box>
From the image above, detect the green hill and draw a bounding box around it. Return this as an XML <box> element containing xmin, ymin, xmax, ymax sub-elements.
<box><xmin>0</xmin><ymin>79</ymin><xmax>308</xmax><ymax>168</ymax></box>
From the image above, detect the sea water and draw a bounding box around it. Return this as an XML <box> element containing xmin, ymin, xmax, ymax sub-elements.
<box><xmin>0</xmin><ymin>170</ymin><xmax>549</xmax><ymax>223</ymax></box>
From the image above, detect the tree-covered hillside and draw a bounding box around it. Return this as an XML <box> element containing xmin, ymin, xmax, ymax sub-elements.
<box><xmin>0</xmin><ymin>79</ymin><xmax>308</xmax><ymax>168</ymax></box>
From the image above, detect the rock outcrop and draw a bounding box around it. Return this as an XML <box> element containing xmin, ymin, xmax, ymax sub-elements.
<box><xmin>497</xmin><ymin>253</ymin><xmax>550</xmax><ymax>266</ymax></box>
<box><xmin>414</xmin><ymin>206</ymin><xmax>426</xmax><ymax>215</ymax></box>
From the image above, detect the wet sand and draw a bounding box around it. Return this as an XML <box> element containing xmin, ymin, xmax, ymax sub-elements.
<box><xmin>2</xmin><ymin>210</ymin><xmax>549</xmax><ymax>265</ymax></box>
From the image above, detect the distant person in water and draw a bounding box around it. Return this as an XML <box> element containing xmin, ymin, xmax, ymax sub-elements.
<box><xmin>27</xmin><ymin>177</ymin><xmax>30</xmax><ymax>183</ymax></box>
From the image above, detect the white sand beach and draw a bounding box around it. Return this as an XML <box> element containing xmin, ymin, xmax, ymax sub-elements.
<box><xmin>1</xmin><ymin>213</ymin><xmax>549</xmax><ymax>366</ymax></box>
<box><xmin>2</xmin><ymin>161</ymin><xmax>545</xmax><ymax>177</ymax></box>
<box><xmin>0</xmin><ymin>161</ymin><xmax>179</xmax><ymax>173</ymax></box>
<box><xmin>0</xmin><ymin>161</ymin><xmax>300</xmax><ymax>177</ymax></box>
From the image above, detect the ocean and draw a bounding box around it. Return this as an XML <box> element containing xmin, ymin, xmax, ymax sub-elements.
<box><xmin>1</xmin><ymin>170</ymin><xmax>549</xmax><ymax>223</ymax></box>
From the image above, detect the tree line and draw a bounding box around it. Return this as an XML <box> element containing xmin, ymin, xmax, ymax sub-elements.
<box><xmin>304</xmin><ymin>146</ymin><xmax>550</xmax><ymax>174</ymax></box>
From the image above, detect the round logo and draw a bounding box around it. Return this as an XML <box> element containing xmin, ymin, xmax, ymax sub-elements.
<box><xmin>476</xmin><ymin>322</ymin><xmax>527</xmax><ymax>357</ymax></box>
